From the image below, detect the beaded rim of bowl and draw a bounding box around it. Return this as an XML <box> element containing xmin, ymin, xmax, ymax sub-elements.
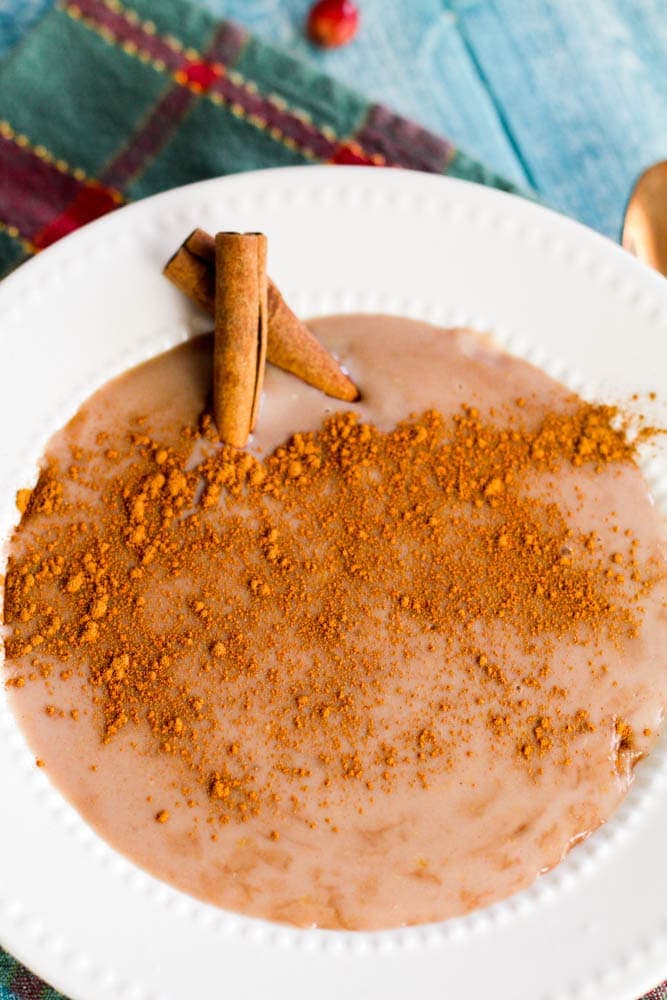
<box><xmin>0</xmin><ymin>167</ymin><xmax>666</xmax><ymax>1000</ymax></box>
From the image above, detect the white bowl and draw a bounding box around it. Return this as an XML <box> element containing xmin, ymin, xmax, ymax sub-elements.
<box><xmin>1</xmin><ymin>166</ymin><xmax>666</xmax><ymax>1000</ymax></box>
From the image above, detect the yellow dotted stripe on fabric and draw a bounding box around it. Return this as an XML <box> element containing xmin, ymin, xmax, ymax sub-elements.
<box><xmin>0</xmin><ymin>119</ymin><xmax>110</xmax><ymax>188</ymax></box>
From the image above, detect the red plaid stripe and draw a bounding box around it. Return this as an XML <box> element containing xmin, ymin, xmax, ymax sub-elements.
<box><xmin>329</xmin><ymin>142</ymin><xmax>379</xmax><ymax>166</ymax></box>
<box><xmin>100</xmin><ymin>85</ymin><xmax>196</xmax><ymax>190</ymax></box>
<box><xmin>33</xmin><ymin>183</ymin><xmax>120</xmax><ymax>249</ymax></box>
<box><xmin>356</xmin><ymin>104</ymin><xmax>452</xmax><ymax>173</ymax></box>
<box><xmin>10</xmin><ymin>963</ymin><xmax>49</xmax><ymax>998</ymax></box>
<box><xmin>0</xmin><ymin>135</ymin><xmax>83</xmax><ymax>239</ymax></box>
<box><xmin>100</xmin><ymin>22</ymin><xmax>245</xmax><ymax>190</ymax></box>
<box><xmin>0</xmin><ymin>133</ymin><xmax>121</xmax><ymax>248</ymax></box>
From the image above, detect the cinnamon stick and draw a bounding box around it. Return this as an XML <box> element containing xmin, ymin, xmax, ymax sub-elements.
<box><xmin>163</xmin><ymin>230</ymin><xmax>214</xmax><ymax>314</ymax></box>
<box><xmin>164</xmin><ymin>229</ymin><xmax>359</xmax><ymax>402</ymax></box>
<box><xmin>213</xmin><ymin>232</ymin><xmax>268</xmax><ymax>447</ymax></box>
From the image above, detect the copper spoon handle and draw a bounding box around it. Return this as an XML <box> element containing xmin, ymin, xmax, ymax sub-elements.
<box><xmin>622</xmin><ymin>161</ymin><xmax>667</xmax><ymax>277</ymax></box>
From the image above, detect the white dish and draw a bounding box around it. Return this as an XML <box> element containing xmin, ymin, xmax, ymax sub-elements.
<box><xmin>1</xmin><ymin>166</ymin><xmax>667</xmax><ymax>1000</ymax></box>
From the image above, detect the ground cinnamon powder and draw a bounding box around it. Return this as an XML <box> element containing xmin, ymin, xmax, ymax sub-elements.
<box><xmin>2</xmin><ymin>399</ymin><xmax>656</xmax><ymax>831</ymax></box>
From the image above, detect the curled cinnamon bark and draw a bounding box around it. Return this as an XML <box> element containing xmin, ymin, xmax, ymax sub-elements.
<box><xmin>164</xmin><ymin>229</ymin><xmax>359</xmax><ymax>402</ymax></box>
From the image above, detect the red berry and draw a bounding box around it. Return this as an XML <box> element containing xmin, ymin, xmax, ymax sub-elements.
<box><xmin>307</xmin><ymin>0</ymin><xmax>360</xmax><ymax>48</ymax></box>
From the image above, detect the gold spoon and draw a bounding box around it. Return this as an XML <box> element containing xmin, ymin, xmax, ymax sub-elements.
<box><xmin>622</xmin><ymin>161</ymin><xmax>667</xmax><ymax>277</ymax></box>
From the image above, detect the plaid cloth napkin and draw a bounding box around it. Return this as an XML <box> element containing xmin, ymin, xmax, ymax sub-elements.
<box><xmin>0</xmin><ymin>2</ymin><xmax>663</xmax><ymax>999</ymax></box>
<box><xmin>0</xmin><ymin>0</ymin><xmax>519</xmax><ymax>277</ymax></box>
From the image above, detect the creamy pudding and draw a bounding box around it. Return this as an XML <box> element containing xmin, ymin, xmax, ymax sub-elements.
<box><xmin>3</xmin><ymin>315</ymin><xmax>666</xmax><ymax>929</ymax></box>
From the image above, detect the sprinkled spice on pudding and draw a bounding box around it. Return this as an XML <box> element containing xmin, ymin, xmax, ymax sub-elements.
<box><xmin>3</xmin><ymin>313</ymin><xmax>665</xmax><ymax>929</ymax></box>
